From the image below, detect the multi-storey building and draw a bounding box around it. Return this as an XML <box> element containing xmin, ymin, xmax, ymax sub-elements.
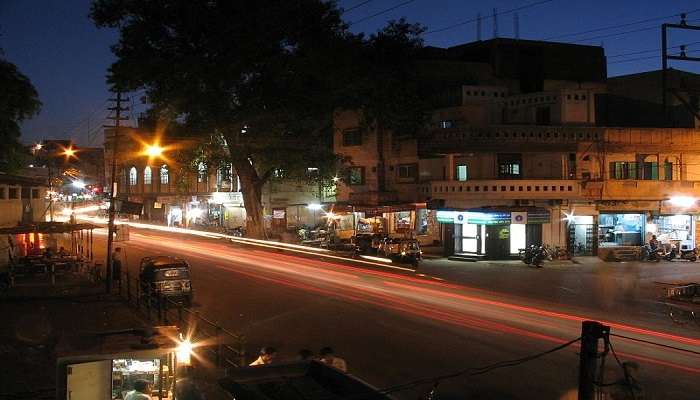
<box><xmin>104</xmin><ymin>127</ymin><xmax>334</xmax><ymax>231</ymax></box>
<box><xmin>335</xmin><ymin>38</ymin><xmax>700</xmax><ymax>260</ymax></box>
<box><xmin>0</xmin><ymin>173</ymin><xmax>47</xmax><ymax>227</ymax></box>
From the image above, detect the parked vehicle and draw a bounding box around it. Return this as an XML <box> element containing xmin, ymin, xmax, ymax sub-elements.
<box><xmin>139</xmin><ymin>256</ymin><xmax>193</xmax><ymax>306</ymax></box>
<box><xmin>640</xmin><ymin>245</ymin><xmax>665</xmax><ymax>262</ymax></box>
<box><xmin>377</xmin><ymin>237</ymin><xmax>422</xmax><ymax>267</ymax></box>
<box><xmin>664</xmin><ymin>245</ymin><xmax>698</xmax><ymax>262</ymax></box>
<box><xmin>227</xmin><ymin>226</ymin><xmax>246</xmax><ymax>237</ymax></box>
<box><xmin>352</xmin><ymin>233</ymin><xmax>388</xmax><ymax>255</ymax></box>
<box><xmin>519</xmin><ymin>245</ymin><xmax>547</xmax><ymax>267</ymax></box>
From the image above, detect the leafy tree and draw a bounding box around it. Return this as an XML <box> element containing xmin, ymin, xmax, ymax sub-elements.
<box><xmin>0</xmin><ymin>53</ymin><xmax>41</xmax><ymax>172</ymax></box>
<box><xmin>91</xmin><ymin>0</ymin><xmax>360</xmax><ymax>237</ymax></box>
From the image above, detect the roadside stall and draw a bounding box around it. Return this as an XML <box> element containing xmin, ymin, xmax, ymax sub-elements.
<box><xmin>56</xmin><ymin>326</ymin><xmax>189</xmax><ymax>400</ymax></box>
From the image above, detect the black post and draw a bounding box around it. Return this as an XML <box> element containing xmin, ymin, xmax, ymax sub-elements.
<box><xmin>578</xmin><ymin>320</ymin><xmax>609</xmax><ymax>400</ymax></box>
<box><xmin>216</xmin><ymin>326</ymin><xmax>223</xmax><ymax>367</ymax></box>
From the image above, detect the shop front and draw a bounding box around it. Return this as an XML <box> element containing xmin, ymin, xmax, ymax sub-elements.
<box><xmin>648</xmin><ymin>214</ymin><xmax>695</xmax><ymax>251</ymax></box>
<box><xmin>437</xmin><ymin>208</ymin><xmax>550</xmax><ymax>260</ymax></box>
<box><xmin>598</xmin><ymin>213</ymin><xmax>645</xmax><ymax>247</ymax></box>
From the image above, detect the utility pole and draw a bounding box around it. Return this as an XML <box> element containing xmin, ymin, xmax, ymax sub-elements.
<box><xmin>578</xmin><ymin>320</ymin><xmax>609</xmax><ymax>400</ymax></box>
<box><xmin>105</xmin><ymin>91</ymin><xmax>129</xmax><ymax>293</ymax></box>
<box><xmin>661</xmin><ymin>13</ymin><xmax>700</xmax><ymax>126</ymax></box>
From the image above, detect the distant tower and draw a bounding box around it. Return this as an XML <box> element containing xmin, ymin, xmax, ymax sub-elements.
<box><xmin>477</xmin><ymin>12</ymin><xmax>482</xmax><ymax>41</ymax></box>
<box><xmin>493</xmin><ymin>8</ymin><xmax>499</xmax><ymax>38</ymax></box>
<box><xmin>514</xmin><ymin>12</ymin><xmax>520</xmax><ymax>39</ymax></box>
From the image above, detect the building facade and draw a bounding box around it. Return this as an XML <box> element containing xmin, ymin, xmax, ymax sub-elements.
<box><xmin>0</xmin><ymin>174</ymin><xmax>47</xmax><ymax>227</ymax></box>
<box><xmin>334</xmin><ymin>38</ymin><xmax>700</xmax><ymax>259</ymax></box>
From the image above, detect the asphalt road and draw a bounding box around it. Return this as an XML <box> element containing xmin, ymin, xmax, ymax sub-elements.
<box><xmin>95</xmin><ymin>228</ymin><xmax>700</xmax><ymax>400</ymax></box>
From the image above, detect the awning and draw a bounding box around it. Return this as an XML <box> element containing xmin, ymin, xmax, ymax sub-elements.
<box><xmin>332</xmin><ymin>202</ymin><xmax>425</xmax><ymax>217</ymax></box>
<box><xmin>436</xmin><ymin>207</ymin><xmax>551</xmax><ymax>224</ymax></box>
<box><xmin>0</xmin><ymin>222</ymin><xmax>100</xmax><ymax>235</ymax></box>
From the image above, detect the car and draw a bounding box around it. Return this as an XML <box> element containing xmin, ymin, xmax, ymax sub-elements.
<box><xmin>377</xmin><ymin>237</ymin><xmax>422</xmax><ymax>267</ymax></box>
<box><xmin>139</xmin><ymin>256</ymin><xmax>193</xmax><ymax>306</ymax></box>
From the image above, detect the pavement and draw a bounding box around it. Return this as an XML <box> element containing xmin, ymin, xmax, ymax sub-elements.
<box><xmin>88</xmin><ymin>226</ymin><xmax>700</xmax><ymax>400</ymax></box>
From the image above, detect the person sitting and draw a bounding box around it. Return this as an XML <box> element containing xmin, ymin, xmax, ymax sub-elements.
<box><xmin>319</xmin><ymin>346</ymin><xmax>347</xmax><ymax>372</ymax></box>
<box><xmin>250</xmin><ymin>347</ymin><xmax>277</xmax><ymax>366</ymax></box>
<box><xmin>649</xmin><ymin>235</ymin><xmax>659</xmax><ymax>250</ymax></box>
<box><xmin>124</xmin><ymin>379</ymin><xmax>152</xmax><ymax>400</ymax></box>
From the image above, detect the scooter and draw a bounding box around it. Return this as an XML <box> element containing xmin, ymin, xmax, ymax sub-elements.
<box><xmin>664</xmin><ymin>245</ymin><xmax>698</xmax><ymax>262</ymax></box>
<box><xmin>640</xmin><ymin>245</ymin><xmax>665</xmax><ymax>262</ymax></box>
<box><xmin>519</xmin><ymin>245</ymin><xmax>547</xmax><ymax>268</ymax></box>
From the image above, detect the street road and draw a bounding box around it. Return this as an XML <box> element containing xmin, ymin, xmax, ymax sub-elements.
<box><xmin>97</xmin><ymin>227</ymin><xmax>700</xmax><ymax>399</ymax></box>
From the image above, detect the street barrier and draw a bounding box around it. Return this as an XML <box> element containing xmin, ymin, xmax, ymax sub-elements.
<box><xmin>116</xmin><ymin>270</ymin><xmax>247</xmax><ymax>369</ymax></box>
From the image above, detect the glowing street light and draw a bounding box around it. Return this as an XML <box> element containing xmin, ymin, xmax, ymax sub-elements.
<box><xmin>176</xmin><ymin>337</ymin><xmax>193</xmax><ymax>366</ymax></box>
<box><xmin>63</xmin><ymin>147</ymin><xmax>76</xmax><ymax>158</ymax></box>
<box><xmin>307</xmin><ymin>203</ymin><xmax>323</xmax><ymax>211</ymax></box>
<box><xmin>72</xmin><ymin>180</ymin><xmax>86</xmax><ymax>189</ymax></box>
<box><xmin>669</xmin><ymin>196</ymin><xmax>696</xmax><ymax>208</ymax></box>
<box><xmin>145</xmin><ymin>143</ymin><xmax>164</xmax><ymax>158</ymax></box>
<box><xmin>332</xmin><ymin>176</ymin><xmax>340</xmax><ymax>183</ymax></box>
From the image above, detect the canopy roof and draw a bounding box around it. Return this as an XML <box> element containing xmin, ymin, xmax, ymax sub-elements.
<box><xmin>0</xmin><ymin>222</ymin><xmax>100</xmax><ymax>235</ymax></box>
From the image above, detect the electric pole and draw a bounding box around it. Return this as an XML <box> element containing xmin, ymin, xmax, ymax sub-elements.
<box><xmin>105</xmin><ymin>91</ymin><xmax>129</xmax><ymax>293</ymax></box>
<box><xmin>578</xmin><ymin>320</ymin><xmax>609</xmax><ymax>400</ymax></box>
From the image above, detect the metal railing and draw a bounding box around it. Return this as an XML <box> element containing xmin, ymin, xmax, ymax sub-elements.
<box><xmin>116</xmin><ymin>270</ymin><xmax>247</xmax><ymax>369</ymax></box>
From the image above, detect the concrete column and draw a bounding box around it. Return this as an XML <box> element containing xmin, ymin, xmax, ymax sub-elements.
<box><xmin>446</xmin><ymin>154</ymin><xmax>455</xmax><ymax>181</ymax></box>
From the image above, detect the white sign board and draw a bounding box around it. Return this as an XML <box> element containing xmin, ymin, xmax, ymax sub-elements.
<box><xmin>511</xmin><ymin>211</ymin><xmax>528</xmax><ymax>224</ymax></box>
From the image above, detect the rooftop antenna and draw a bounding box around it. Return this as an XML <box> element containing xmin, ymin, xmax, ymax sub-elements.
<box><xmin>514</xmin><ymin>12</ymin><xmax>520</xmax><ymax>39</ymax></box>
<box><xmin>477</xmin><ymin>12</ymin><xmax>482</xmax><ymax>41</ymax></box>
<box><xmin>493</xmin><ymin>8</ymin><xmax>498</xmax><ymax>38</ymax></box>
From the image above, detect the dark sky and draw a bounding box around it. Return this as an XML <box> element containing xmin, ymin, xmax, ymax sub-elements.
<box><xmin>2</xmin><ymin>0</ymin><xmax>700</xmax><ymax>146</ymax></box>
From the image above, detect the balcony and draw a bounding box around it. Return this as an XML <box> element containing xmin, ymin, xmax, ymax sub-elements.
<box><xmin>602</xmin><ymin>180</ymin><xmax>700</xmax><ymax>201</ymax></box>
<box><xmin>421</xmin><ymin>179</ymin><xmax>582</xmax><ymax>201</ymax></box>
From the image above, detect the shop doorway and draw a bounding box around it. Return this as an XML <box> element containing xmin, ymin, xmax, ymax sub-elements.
<box><xmin>598</xmin><ymin>213</ymin><xmax>644</xmax><ymax>247</ymax></box>
<box><xmin>455</xmin><ymin>223</ymin><xmax>485</xmax><ymax>255</ymax></box>
<box><xmin>485</xmin><ymin>225</ymin><xmax>511</xmax><ymax>259</ymax></box>
<box><xmin>568</xmin><ymin>216</ymin><xmax>595</xmax><ymax>256</ymax></box>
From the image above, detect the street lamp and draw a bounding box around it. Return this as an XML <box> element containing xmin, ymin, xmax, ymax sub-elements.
<box><xmin>144</xmin><ymin>143</ymin><xmax>164</xmax><ymax>158</ymax></box>
<box><xmin>72</xmin><ymin>180</ymin><xmax>86</xmax><ymax>189</ymax></box>
<box><xmin>63</xmin><ymin>146</ymin><xmax>76</xmax><ymax>159</ymax></box>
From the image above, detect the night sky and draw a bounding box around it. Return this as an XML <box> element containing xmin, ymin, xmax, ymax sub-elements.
<box><xmin>2</xmin><ymin>0</ymin><xmax>700</xmax><ymax>145</ymax></box>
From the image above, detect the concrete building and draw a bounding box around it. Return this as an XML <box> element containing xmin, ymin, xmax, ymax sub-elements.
<box><xmin>104</xmin><ymin>128</ymin><xmax>334</xmax><ymax>231</ymax></box>
<box><xmin>334</xmin><ymin>38</ymin><xmax>700</xmax><ymax>260</ymax></box>
<box><xmin>0</xmin><ymin>173</ymin><xmax>47</xmax><ymax>227</ymax></box>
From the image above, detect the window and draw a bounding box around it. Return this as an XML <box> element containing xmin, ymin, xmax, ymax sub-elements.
<box><xmin>439</xmin><ymin>120</ymin><xmax>454</xmax><ymax>129</ymax></box>
<box><xmin>397</xmin><ymin>164</ymin><xmax>417</xmax><ymax>182</ymax></box>
<box><xmin>307</xmin><ymin>167</ymin><xmax>319</xmax><ymax>177</ymax></box>
<box><xmin>160</xmin><ymin>165</ymin><xmax>169</xmax><ymax>185</ymax></box>
<box><xmin>498</xmin><ymin>154</ymin><xmax>522</xmax><ymax>179</ymax></box>
<box><xmin>9</xmin><ymin>188</ymin><xmax>18</xmax><ymax>199</ymax></box>
<box><xmin>31</xmin><ymin>189</ymin><xmax>39</xmax><ymax>199</ymax></box>
<box><xmin>129</xmin><ymin>167</ymin><xmax>137</xmax><ymax>186</ymax></box>
<box><xmin>144</xmin><ymin>166</ymin><xmax>152</xmax><ymax>185</ymax></box>
<box><xmin>197</xmin><ymin>162</ymin><xmax>207</xmax><ymax>183</ymax></box>
<box><xmin>0</xmin><ymin>187</ymin><xmax>5</xmax><ymax>199</ymax></box>
<box><xmin>641</xmin><ymin>162</ymin><xmax>658</xmax><ymax>180</ymax></box>
<box><xmin>664</xmin><ymin>161</ymin><xmax>674</xmax><ymax>181</ymax></box>
<box><xmin>609</xmin><ymin>162</ymin><xmax>638</xmax><ymax>180</ymax></box>
<box><xmin>456</xmin><ymin>165</ymin><xmax>468</xmax><ymax>181</ymax></box>
<box><xmin>21</xmin><ymin>187</ymin><xmax>30</xmax><ymax>199</ymax></box>
<box><xmin>342</xmin><ymin>129</ymin><xmax>362</xmax><ymax>146</ymax></box>
<box><xmin>348</xmin><ymin>167</ymin><xmax>365</xmax><ymax>185</ymax></box>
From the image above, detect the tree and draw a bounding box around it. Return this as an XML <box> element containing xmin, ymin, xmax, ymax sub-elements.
<box><xmin>91</xmin><ymin>0</ymin><xmax>360</xmax><ymax>238</ymax></box>
<box><xmin>0</xmin><ymin>53</ymin><xmax>41</xmax><ymax>172</ymax></box>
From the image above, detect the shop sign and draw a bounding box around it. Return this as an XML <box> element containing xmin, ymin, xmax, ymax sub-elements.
<box><xmin>154</xmin><ymin>202</ymin><xmax>162</xmax><ymax>209</ymax></box>
<box><xmin>211</xmin><ymin>191</ymin><xmax>243</xmax><ymax>205</ymax></box>
<box><xmin>527</xmin><ymin>209</ymin><xmax>551</xmax><ymax>224</ymax></box>
<box><xmin>511</xmin><ymin>211</ymin><xmax>528</xmax><ymax>224</ymax></box>
<box><xmin>273</xmin><ymin>209</ymin><xmax>286</xmax><ymax>219</ymax></box>
<box><xmin>498</xmin><ymin>227</ymin><xmax>509</xmax><ymax>239</ymax></box>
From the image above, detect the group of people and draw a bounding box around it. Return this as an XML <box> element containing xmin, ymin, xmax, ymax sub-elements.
<box><xmin>250</xmin><ymin>346</ymin><xmax>348</xmax><ymax>372</ymax></box>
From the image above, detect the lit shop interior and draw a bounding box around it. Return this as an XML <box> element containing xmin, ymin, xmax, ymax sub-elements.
<box><xmin>112</xmin><ymin>358</ymin><xmax>172</xmax><ymax>399</ymax></box>
<box><xmin>597</xmin><ymin>213</ymin><xmax>695</xmax><ymax>249</ymax></box>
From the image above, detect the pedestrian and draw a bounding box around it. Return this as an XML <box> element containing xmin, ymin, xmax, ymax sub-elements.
<box><xmin>249</xmin><ymin>347</ymin><xmax>277</xmax><ymax>366</ymax></box>
<box><xmin>124</xmin><ymin>379</ymin><xmax>152</xmax><ymax>400</ymax></box>
<box><xmin>112</xmin><ymin>247</ymin><xmax>123</xmax><ymax>282</ymax></box>
<box><xmin>298</xmin><ymin>349</ymin><xmax>313</xmax><ymax>361</ymax></box>
<box><xmin>175</xmin><ymin>366</ymin><xmax>205</xmax><ymax>400</ymax></box>
<box><xmin>318</xmin><ymin>347</ymin><xmax>347</xmax><ymax>372</ymax></box>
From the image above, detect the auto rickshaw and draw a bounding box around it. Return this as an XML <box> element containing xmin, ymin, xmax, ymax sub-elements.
<box><xmin>377</xmin><ymin>237</ymin><xmax>422</xmax><ymax>267</ymax></box>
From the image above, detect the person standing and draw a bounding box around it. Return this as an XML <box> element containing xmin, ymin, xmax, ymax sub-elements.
<box><xmin>112</xmin><ymin>247</ymin><xmax>123</xmax><ymax>283</ymax></box>
<box><xmin>319</xmin><ymin>347</ymin><xmax>347</xmax><ymax>372</ymax></box>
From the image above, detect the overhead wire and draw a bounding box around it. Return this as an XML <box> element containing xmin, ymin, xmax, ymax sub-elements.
<box><xmin>342</xmin><ymin>0</ymin><xmax>373</xmax><ymax>14</ymax></box>
<box><xmin>610</xmin><ymin>333</ymin><xmax>700</xmax><ymax>356</ymax></box>
<box><xmin>349</xmin><ymin>0</ymin><xmax>417</xmax><ymax>26</ymax></box>
<box><xmin>571</xmin><ymin>17</ymin><xmax>700</xmax><ymax>44</ymax></box>
<box><xmin>371</xmin><ymin>336</ymin><xmax>581</xmax><ymax>396</ymax></box>
<box><xmin>424</xmin><ymin>0</ymin><xmax>555</xmax><ymax>35</ymax></box>
<box><xmin>543</xmin><ymin>9</ymin><xmax>700</xmax><ymax>41</ymax></box>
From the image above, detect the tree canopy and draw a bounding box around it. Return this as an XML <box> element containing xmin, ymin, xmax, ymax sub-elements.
<box><xmin>0</xmin><ymin>53</ymin><xmax>41</xmax><ymax>172</ymax></box>
<box><xmin>91</xmin><ymin>0</ymin><xmax>429</xmax><ymax>237</ymax></box>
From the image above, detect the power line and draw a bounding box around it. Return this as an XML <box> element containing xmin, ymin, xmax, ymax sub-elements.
<box><xmin>349</xmin><ymin>0</ymin><xmax>417</xmax><ymax>26</ymax></box>
<box><xmin>543</xmin><ymin>9</ymin><xmax>700</xmax><ymax>41</ymax></box>
<box><xmin>607</xmin><ymin>41</ymin><xmax>700</xmax><ymax>58</ymax></box>
<box><xmin>424</xmin><ymin>0</ymin><xmax>555</xmax><ymax>36</ymax></box>
<box><xmin>610</xmin><ymin>333</ymin><xmax>700</xmax><ymax>356</ymax></box>
<box><xmin>571</xmin><ymin>17</ymin><xmax>700</xmax><ymax>44</ymax></box>
<box><xmin>608</xmin><ymin>49</ymin><xmax>700</xmax><ymax>65</ymax></box>
<box><xmin>343</xmin><ymin>0</ymin><xmax>373</xmax><ymax>14</ymax></box>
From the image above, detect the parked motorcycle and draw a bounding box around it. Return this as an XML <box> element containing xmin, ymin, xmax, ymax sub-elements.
<box><xmin>519</xmin><ymin>245</ymin><xmax>547</xmax><ymax>268</ymax></box>
<box><xmin>640</xmin><ymin>245</ymin><xmax>665</xmax><ymax>262</ymax></box>
<box><xmin>664</xmin><ymin>245</ymin><xmax>698</xmax><ymax>262</ymax></box>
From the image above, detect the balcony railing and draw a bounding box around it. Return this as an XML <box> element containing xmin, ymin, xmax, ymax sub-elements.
<box><xmin>421</xmin><ymin>179</ymin><xmax>581</xmax><ymax>200</ymax></box>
